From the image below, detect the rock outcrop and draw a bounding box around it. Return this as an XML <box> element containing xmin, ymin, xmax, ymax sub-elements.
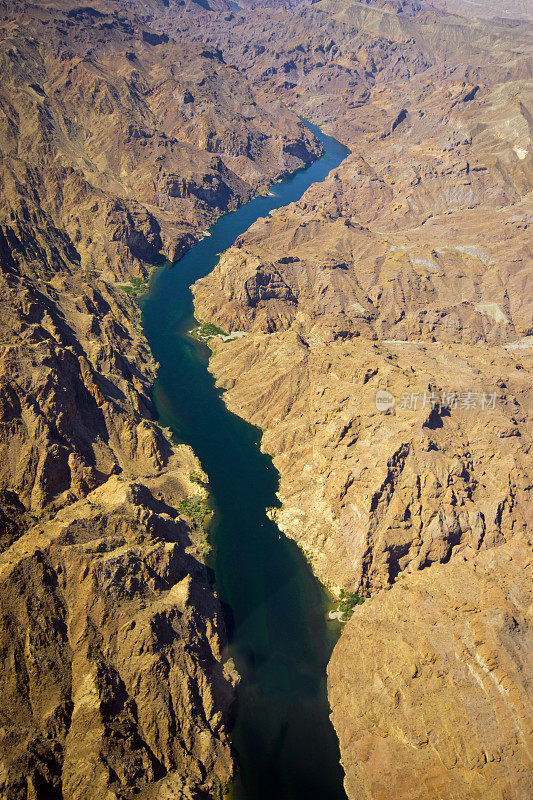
<box><xmin>329</xmin><ymin>532</ymin><xmax>533</xmax><ymax>800</ymax></box>
<box><xmin>0</xmin><ymin>476</ymin><xmax>237</xmax><ymax>800</ymax></box>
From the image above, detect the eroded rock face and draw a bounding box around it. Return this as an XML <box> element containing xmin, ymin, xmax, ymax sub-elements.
<box><xmin>429</xmin><ymin>0</ymin><xmax>533</xmax><ymax>21</ymax></box>
<box><xmin>202</xmin><ymin>332</ymin><xmax>531</xmax><ymax>592</ymax></box>
<box><xmin>0</xmin><ymin>476</ymin><xmax>237</xmax><ymax>800</ymax></box>
<box><xmin>328</xmin><ymin>534</ymin><xmax>533</xmax><ymax>800</ymax></box>
<box><xmin>188</xmin><ymin>1</ymin><xmax>533</xmax><ymax>796</ymax></box>
<box><xmin>0</xmin><ymin>0</ymin><xmax>321</xmax><ymax>281</ymax></box>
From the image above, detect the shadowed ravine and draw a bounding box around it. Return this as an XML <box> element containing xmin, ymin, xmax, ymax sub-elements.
<box><xmin>141</xmin><ymin>121</ymin><xmax>350</xmax><ymax>800</ymax></box>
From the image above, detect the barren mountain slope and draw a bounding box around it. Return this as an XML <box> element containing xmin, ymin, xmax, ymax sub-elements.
<box><xmin>329</xmin><ymin>531</ymin><xmax>533</xmax><ymax>800</ymax></box>
<box><xmin>0</xmin><ymin>475</ymin><xmax>238</xmax><ymax>800</ymax></box>
<box><xmin>0</xmin><ymin>0</ymin><xmax>320</xmax><ymax>272</ymax></box>
<box><xmin>430</xmin><ymin>0</ymin><xmax>533</xmax><ymax>21</ymax></box>
<box><xmin>0</xmin><ymin>0</ymin><xmax>322</xmax><ymax>797</ymax></box>
<box><xmin>0</xmin><ymin>0</ymin><xmax>532</xmax><ymax>797</ymax></box>
<box><xmin>190</xmin><ymin>1</ymin><xmax>533</xmax><ymax>797</ymax></box>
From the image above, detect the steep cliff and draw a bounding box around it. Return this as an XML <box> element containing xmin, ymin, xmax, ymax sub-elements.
<box><xmin>329</xmin><ymin>532</ymin><xmax>533</xmax><ymax>800</ymax></box>
<box><xmin>0</xmin><ymin>476</ymin><xmax>238</xmax><ymax>800</ymax></box>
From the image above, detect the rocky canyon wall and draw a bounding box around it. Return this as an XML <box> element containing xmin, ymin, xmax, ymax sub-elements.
<box><xmin>0</xmin><ymin>0</ymin><xmax>531</xmax><ymax>798</ymax></box>
<box><xmin>188</xmin><ymin>1</ymin><xmax>533</xmax><ymax>797</ymax></box>
<box><xmin>0</xmin><ymin>0</ymin><xmax>322</xmax><ymax>796</ymax></box>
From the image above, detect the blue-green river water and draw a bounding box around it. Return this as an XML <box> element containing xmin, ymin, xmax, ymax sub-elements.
<box><xmin>141</xmin><ymin>122</ymin><xmax>349</xmax><ymax>800</ymax></box>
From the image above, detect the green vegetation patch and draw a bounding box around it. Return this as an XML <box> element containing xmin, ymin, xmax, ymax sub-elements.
<box><xmin>190</xmin><ymin>319</ymin><xmax>227</xmax><ymax>342</ymax></box>
<box><xmin>209</xmin><ymin>778</ymin><xmax>233</xmax><ymax>800</ymax></box>
<box><xmin>178</xmin><ymin>495</ymin><xmax>214</xmax><ymax>560</ymax></box>
<box><xmin>121</xmin><ymin>275</ymin><xmax>149</xmax><ymax>299</ymax></box>
<box><xmin>189</xmin><ymin>472</ymin><xmax>209</xmax><ymax>489</ymax></box>
<box><xmin>338</xmin><ymin>589</ymin><xmax>365</xmax><ymax>621</ymax></box>
<box><xmin>177</xmin><ymin>496</ymin><xmax>213</xmax><ymax>528</ymax></box>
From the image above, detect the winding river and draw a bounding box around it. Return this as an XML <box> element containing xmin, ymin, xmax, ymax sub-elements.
<box><xmin>141</xmin><ymin>122</ymin><xmax>349</xmax><ymax>800</ymax></box>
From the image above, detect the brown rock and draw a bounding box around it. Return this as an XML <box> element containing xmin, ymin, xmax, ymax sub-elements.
<box><xmin>0</xmin><ymin>476</ymin><xmax>238</xmax><ymax>800</ymax></box>
<box><xmin>328</xmin><ymin>534</ymin><xmax>533</xmax><ymax>800</ymax></box>
<box><xmin>186</xmin><ymin>2</ymin><xmax>533</xmax><ymax>797</ymax></box>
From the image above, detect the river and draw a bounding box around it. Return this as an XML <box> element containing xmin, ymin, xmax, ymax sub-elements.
<box><xmin>141</xmin><ymin>121</ymin><xmax>349</xmax><ymax>800</ymax></box>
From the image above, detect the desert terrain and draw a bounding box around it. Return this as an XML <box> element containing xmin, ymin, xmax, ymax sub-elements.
<box><xmin>0</xmin><ymin>0</ymin><xmax>531</xmax><ymax>798</ymax></box>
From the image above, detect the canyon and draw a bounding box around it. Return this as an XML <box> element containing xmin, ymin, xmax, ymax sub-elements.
<box><xmin>0</xmin><ymin>0</ymin><xmax>532</xmax><ymax>799</ymax></box>
<box><xmin>0</xmin><ymin>0</ymin><xmax>319</xmax><ymax>796</ymax></box>
<box><xmin>189</xmin><ymin>1</ymin><xmax>533</xmax><ymax>798</ymax></box>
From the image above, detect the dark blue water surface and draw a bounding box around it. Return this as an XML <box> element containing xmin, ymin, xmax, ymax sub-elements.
<box><xmin>141</xmin><ymin>122</ymin><xmax>349</xmax><ymax>800</ymax></box>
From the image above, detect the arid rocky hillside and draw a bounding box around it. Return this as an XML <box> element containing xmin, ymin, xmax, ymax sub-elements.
<box><xmin>0</xmin><ymin>475</ymin><xmax>238</xmax><ymax>800</ymax></box>
<box><xmin>0</xmin><ymin>0</ymin><xmax>321</xmax><ymax>797</ymax></box>
<box><xmin>0</xmin><ymin>0</ymin><xmax>532</xmax><ymax>798</ymax></box>
<box><xmin>0</xmin><ymin>0</ymin><xmax>320</xmax><ymax>274</ymax></box>
<box><xmin>328</xmin><ymin>531</ymin><xmax>533</xmax><ymax>800</ymax></box>
<box><xmin>430</xmin><ymin>0</ymin><xmax>533</xmax><ymax>21</ymax></box>
<box><xmin>188</xmin><ymin>0</ymin><xmax>532</xmax><ymax>797</ymax></box>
